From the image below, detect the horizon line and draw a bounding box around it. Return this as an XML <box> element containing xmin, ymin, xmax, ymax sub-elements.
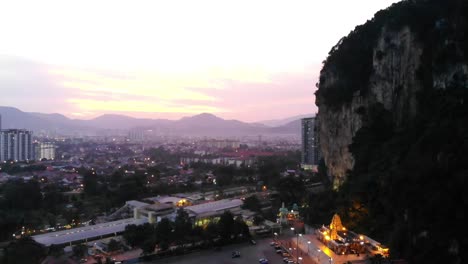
<box><xmin>0</xmin><ymin>105</ymin><xmax>316</xmax><ymax>124</ymax></box>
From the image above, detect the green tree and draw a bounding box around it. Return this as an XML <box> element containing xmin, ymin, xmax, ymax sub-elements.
<box><xmin>276</xmin><ymin>176</ymin><xmax>306</xmax><ymax>207</ymax></box>
<box><xmin>253</xmin><ymin>215</ymin><xmax>265</xmax><ymax>226</ymax></box>
<box><xmin>83</xmin><ymin>171</ymin><xmax>99</xmax><ymax>196</ymax></box>
<box><xmin>141</xmin><ymin>238</ymin><xmax>156</xmax><ymax>254</ymax></box>
<box><xmin>3</xmin><ymin>180</ymin><xmax>42</xmax><ymax>210</ymax></box>
<box><xmin>241</xmin><ymin>220</ymin><xmax>251</xmax><ymax>239</ymax></box>
<box><xmin>116</xmin><ymin>177</ymin><xmax>143</xmax><ymax>203</ymax></box>
<box><xmin>217</xmin><ymin>211</ymin><xmax>234</xmax><ymax>242</ymax></box>
<box><xmin>47</xmin><ymin>244</ymin><xmax>65</xmax><ymax>257</ymax></box>
<box><xmin>233</xmin><ymin>216</ymin><xmax>250</xmax><ymax>239</ymax></box>
<box><xmin>2</xmin><ymin>237</ymin><xmax>46</xmax><ymax>264</ymax></box>
<box><xmin>155</xmin><ymin>218</ymin><xmax>173</xmax><ymax>250</ymax></box>
<box><xmin>174</xmin><ymin>208</ymin><xmax>192</xmax><ymax>246</ymax></box>
<box><xmin>203</xmin><ymin>223</ymin><xmax>219</xmax><ymax>244</ymax></box>
<box><xmin>48</xmin><ymin>244</ymin><xmax>65</xmax><ymax>257</ymax></box>
<box><xmin>107</xmin><ymin>239</ymin><xmax>120</xmax><ymax>252</ymax></box>
<box><xmin>214</xmin><ymin>166</ymin><xmax>235</xmax><ymax>186</ymax></box>
<box><xmin>72</xmin><ymin>244</ymin><xmax>88</xmax><ymax>258</ymax></box>
<box><xmin>123</xmin><ymin>224</ymin><xmax>154</xmax><ymax>248</ymax></box>
<box><xmin>242</xmin><ymin>195</ymin><xmax>261</xmax><ymax>212</ymax></box>
<box><xmin>43</xmin><ymin>186</ymin><xmax>65</xmax><ymax>215</ymax></box>
<box><xmin>257</xmin><ymin>152</ymin><xmax>300</xmax><ymax>186</ymax></box>
<box><xmin>110</xmin><ymin>171</ymin><xmax>123</xmax><ymax>186</ymax></box>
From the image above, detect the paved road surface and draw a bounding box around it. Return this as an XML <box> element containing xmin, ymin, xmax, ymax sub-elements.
<box><xmin>141</xmin><ymin>238</ymin><xmax>284</xmax><ymax>264</ymax></box>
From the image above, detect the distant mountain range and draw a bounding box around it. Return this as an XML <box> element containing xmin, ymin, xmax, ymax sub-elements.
<box><xmin>0</xmin><ymin>106</ymin><xmax>305</xmax><ymax>137</ymax></box>
<box><xmin>259</xmin><ymin>113</ymin><xmax>315</xmax><ymax>127</ymax></box>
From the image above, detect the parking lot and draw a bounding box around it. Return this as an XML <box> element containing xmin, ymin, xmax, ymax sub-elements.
<box><xmin>141</xmin><ymin>238</ymin><xmax>287</xmax><ymax>264</ymax></box>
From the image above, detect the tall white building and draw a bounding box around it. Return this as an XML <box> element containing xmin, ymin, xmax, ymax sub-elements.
<box><xmin>0</xmin><ymin>129</ymin><xmax>34</xmax><ymax>162</ymax></box>
<box><xmin>128</xmin><ymin>129</ymin><xmax>145</xmax><ymax>142</ymax></box>
<box><xmin>301</xmin><ymin>117</ymin><xmax>319</xmax><ymax>169</ymax></box>
<box><xmin>35</xmin><ymin>142</ymin><xmax>56</xmax><ymax>160</ymax></box>
<box><xmin>0</xmin><ymin>114</ymin><xmax>34</xmax><ymax>162</ymax></box>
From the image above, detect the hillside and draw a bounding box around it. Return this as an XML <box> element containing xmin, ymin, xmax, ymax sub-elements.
<box><xmin>259</xmin><ymin>113</ymin><xmax>314</xmax><ymax>127</ymax></box>
<box><xmin>0</xmin><ymin>107</ymin><xmax>302</xmax><ymax>137</ymax></box>
<box><xmin>315</xmin><ymin>0</ymin><xmax>467</xmax><ymax>263</ymax></box>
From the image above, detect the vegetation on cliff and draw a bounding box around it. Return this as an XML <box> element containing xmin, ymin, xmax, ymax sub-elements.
<box><xmin>316</xmin><ymin>0</ymin><xmax>468</xmax><ymax>107</ymax></box>
<box><xmin>338</xmin><ymin>87</ymin><xmax>467</xmax><ymax>263</ymax></box>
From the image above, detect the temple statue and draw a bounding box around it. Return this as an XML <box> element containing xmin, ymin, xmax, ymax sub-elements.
<box><xmin>329</xmin><ymin>213</ymin><xmax>344</xmax><ymax>240</ymax></box>
<box><xmin>278</xmin><ymin>202</ymin><xmax>289</xmax><ymax>225</ymax></box>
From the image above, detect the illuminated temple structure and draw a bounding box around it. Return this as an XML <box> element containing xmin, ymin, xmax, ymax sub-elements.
<box><xmin>315</xmin><ymin>214</ymin><xmax>388</xmax><ymax>256</ymax></box>
<box><xmin>277</xmin><ymin>202</ymin><xmax>300</xmax><ymax>226</ymax></box>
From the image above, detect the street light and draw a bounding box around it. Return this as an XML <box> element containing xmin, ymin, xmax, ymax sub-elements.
<box><xmin>317</xmin><ymin>249</ymin><xmax>321</xmax><ymax>263</ymax></box>
<box><xmin>298</xmin><ymin>257</ymin><xmax>303</xmax><ymax>264</ymax></box>
<box><xmin>291</xmin><ymin>227</ymin><xmax>302</xmax><ymax>264</ymax></box>
<box><xmin>307</xmin><ymin>241</ymin><xmax>311</xmax><ymax>254</ymax></box>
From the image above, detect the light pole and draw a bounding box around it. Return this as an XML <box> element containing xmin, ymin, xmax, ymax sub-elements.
<box><xmin>274</xmin><ymin>232</ymin><xmax>278</xmax><ymax>241</ymax></box>
<box><xmin>291</xmin><ymin>227</ymin><xmax>302</xmax><ymax>264</ymax></box>
<box><xmin>290</xmin><ymin>227</ymin><xmax>296</xmax><ymax>262</ymax></box>
<box><xmin>307</xmin><ymin>240</ymin><xmax>311</xmax><ymax>254</ymax></box>
<box><xmin>298</xmin><ymin>233</ymin><xmax>302</xmax><ymax>260</ymax></box>
<box><xmin>317</xmin><ymin>249</ymin><xmax>321</xmax><ymax>263</ymax></box>
<box><xmin>298</xmin><ymin>256</ymin><xmax>303</xmax><ymax>264</ymax></box>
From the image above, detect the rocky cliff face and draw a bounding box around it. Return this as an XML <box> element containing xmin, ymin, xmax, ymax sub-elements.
<box><xmin>316</xmin><ymin>1</ymin><xmax>468</xmax><ymax>188</ymax></box>
<box><xmin>317</xmin><ymin>26</ymin><xmax>424</xmax><ymax>187</ymax></box>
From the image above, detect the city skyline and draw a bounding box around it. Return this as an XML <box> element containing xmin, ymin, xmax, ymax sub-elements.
<box><xmin>0</xmin><ymin>0</ymin><xmax>398</xmax><ymax>122</ymax></box>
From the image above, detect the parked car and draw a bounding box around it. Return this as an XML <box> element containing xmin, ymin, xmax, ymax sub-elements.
<box><xmin>259</xmin><ymin>258</ymin><xmax>269</xmax><ymax>264</ymax></box>
<box><xmin>282</xmin><ymin>252</ymin><xmax>291</xmax><ymax>257</ymax></box>
<box><xmin>276</xmin><ymin>249</ymin><xmax>283</xmax><ymax>254</ymax></box>
<box><xmin>250</xmin><ymin>239</ymin><xmax>257</xmax><ymax>245</ymax></box>
<box><xmin>232</xmin><ymin>251</ymin><xmax>241</xmax><ymax>258</ymax></box>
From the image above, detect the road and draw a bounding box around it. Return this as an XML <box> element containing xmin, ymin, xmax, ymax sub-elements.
<box><xmin>141</xmin><ymin>238</ymin><xmax>284</xmax><ymax>264</ymax></box>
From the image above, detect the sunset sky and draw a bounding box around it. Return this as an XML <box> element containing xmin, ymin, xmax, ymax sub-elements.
<box><xmin>0</xmin><ymin>0</ymin><xmax>399</xmax><ymax>122</ymax></box>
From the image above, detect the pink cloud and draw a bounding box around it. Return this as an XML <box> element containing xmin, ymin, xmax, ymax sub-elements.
<box><xmin>203</xmin><ymin>66</ymin><xmax>321</xmax><ymax>121</ymax></box>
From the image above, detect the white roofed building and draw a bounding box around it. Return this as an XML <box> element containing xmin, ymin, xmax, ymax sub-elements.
<box><xmin>186</xmin><ymin>199</ymin><xmax>243</xmax><ymax>227</ymax></box>
<box><xmin>32</xmin><ymin>218</ymin><xmax>147</xmax><ymax>246</ymax></box>
<box><xmin>32</xmin><ymin>197</ymin><xmax>244</xmax><ymax>247</ymax></box>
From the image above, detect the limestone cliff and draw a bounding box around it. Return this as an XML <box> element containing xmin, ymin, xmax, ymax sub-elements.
<box><xmin>315</xmin><ymin>0</ymin><xmax>468</xmax><ymax>187</ymax></box>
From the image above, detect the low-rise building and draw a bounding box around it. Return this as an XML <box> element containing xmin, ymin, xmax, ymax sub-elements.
<box><xmin>32</xmin><ymin>218</ymin><xmax>147</xmax><ymax>246</ymax></box>
<box><xmin>32</xmin><ymin>196</ymin><xmax>245</xmax><ymax>247</ymax></box>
